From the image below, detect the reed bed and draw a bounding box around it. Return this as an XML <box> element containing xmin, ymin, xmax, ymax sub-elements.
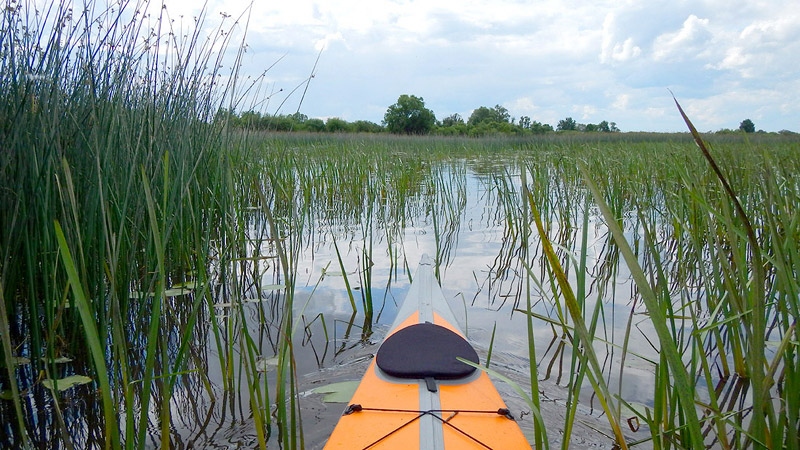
<box><xmin>240</xmin><ymin>132</ymin><xmax>800</xmax><ymax>448</ymax></box>
<box><xmin>2</xmin><ymin>1</ymin><xmax>800</xmax><ymax>448</ymax></box>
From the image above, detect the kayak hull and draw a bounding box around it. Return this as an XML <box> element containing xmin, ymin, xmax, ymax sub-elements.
<box><xmin>324</xmin><ymin>256</ymin><xmax>531</xmax><ymax>449</ymax></box>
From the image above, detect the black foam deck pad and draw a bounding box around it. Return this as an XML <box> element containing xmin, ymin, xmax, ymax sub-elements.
<box><xmin>376</xmin><ymin>322</ymin><xmax>479</xmax><ymax>380</ymax></box>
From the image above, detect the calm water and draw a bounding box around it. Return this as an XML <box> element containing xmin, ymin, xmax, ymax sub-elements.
<box><xmin>165</xmin><ymin>161</ymin><xmax>664</xmax><ymax>449</ymax></box>
<box><xmin>4</xmin><ymin>158</ymin><xmax>685</xmax><ymax>449</ymax></box>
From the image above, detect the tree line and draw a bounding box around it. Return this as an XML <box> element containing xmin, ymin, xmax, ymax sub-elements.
<box><xmin>218</xmin><ymin>94</ymin><xmax>784</xmax><ymax>136</ymax></box>
<box><xmin>217</xmin><ymin>94</ymin><xmax>618</xmax><ymax>136</ymax></box>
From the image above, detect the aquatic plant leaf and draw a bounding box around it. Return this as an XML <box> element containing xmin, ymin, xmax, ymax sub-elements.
<box><xmin>42</xmin><ymin>375</ymin><xmax>93</xmax><ymax>391</ymax></box>
<box><xmin>311</xmin><ymin>381</ymin><xmax>359</xmax><ymax>403</ymax></box>
<box><xmin>41</xmin><ymin>356</ymin><xmax>73</xmax><ymax>364</ymax></box>
<box><xmin>212</xmin><ymin>302</ymin><xmax>237</xmax><ymax>308</ymax></box>
<box><xmin>255</xmin><ymin>356</ymin><xmax>279</xmax><ymax>372</ymax></box>
<box><xmin>128</xmin><ymin>281</ymin><xmax>196</xmax><ymax>299</ymax></box>
<box><xmin>163</xmin><ymin>288</ymin><xmax>192</xmax><ymax>297</ymax></box>
<box><xmin>11</xmin><ymin>356</ymin><xmax>30</xmax><ymax>365</ymax></box>
<box><xmin>261</xmin><ymin>284</ymin><xmax>285</xmax><ymax>291</ymax></box>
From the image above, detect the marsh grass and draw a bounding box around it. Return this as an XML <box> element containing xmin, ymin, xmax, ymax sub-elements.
<box><xmin>238</xmin><ymin>131</ymin><xmax>799</xmax><ymax>448</ymax></box>
<box><xmin>505</xmin><ymin>130</ymin><xmax>799</xmax><ymax>448</ymax></box>
<box><xmin>2</xmin><ymin>2</ymin><xmax>800</xmax><ymax>448</ymax></box>
<box><xmin>0</xmin><ymin>0</ymin><xmax>270</xmax><ymax>447</ymax></box>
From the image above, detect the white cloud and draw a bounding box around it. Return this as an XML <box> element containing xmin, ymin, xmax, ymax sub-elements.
<box><xmin>612</xmin><ymin>94</ymin><xmax>630</xmax><ymax>110</ymax></box>
<box><xmin>652</xmin><ymin>15</ymin><xmax>712</xmax><ymax>62</ymax></box>
<box><xmin>600</xmin><ymin>13</ymin><xmax>642</xmax><ymax>63</ymax></box>
<box><xmin>150</xmin><ymin>0</ymin><xmax>800</xmax><ymax>132</ymax></box>
<box><xmin>578</xmin><ymin>105</ymin><xmax>598</xmax><ymax>120</ymax></box>
<box><xmin>505</xmin><ymin>97</ymin><xmax>537</xmax><ymax>114</ymax></box>
<box><xmin>314</xmin><ymin>32</ymin><xmax>345</xmax><ymax>51</ymax></box>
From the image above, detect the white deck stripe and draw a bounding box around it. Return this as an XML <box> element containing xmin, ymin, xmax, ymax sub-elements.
<box><xmin>417</xmin><ymin>255</ymin><xmax>446</xmax><ymax>450</ymax></box>
<box><xmin>379</xmin><ymin>255</ymin><xmax>470</xmax><ymax>450</ymax></box>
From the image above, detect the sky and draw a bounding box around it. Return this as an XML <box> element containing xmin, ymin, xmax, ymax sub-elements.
<box><xmin>162</xmin><ymin>0</ymin><xmax>800</xmax><ymax>132</ymax></box>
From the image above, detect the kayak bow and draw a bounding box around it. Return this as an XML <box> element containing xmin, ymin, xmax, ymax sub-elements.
<box><xmin>324</xmin><ymin>255</ymin><xmax>531</xmax><ymax>449</ymax></box>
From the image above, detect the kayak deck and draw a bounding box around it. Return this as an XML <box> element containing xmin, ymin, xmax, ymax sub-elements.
<box><xmin>324</xmin><ymin>256</ymin><xmax>531</xmax><ymax>449</ymax></box>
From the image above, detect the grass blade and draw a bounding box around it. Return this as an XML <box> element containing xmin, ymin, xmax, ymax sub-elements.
<box><xmin>54</xmin><ymin>221</ymin><xmax>120</xmax><ymax>450</ymax></box>
<box><xmin>577</xmin><ymin>160</ymin><xmax>703</xmax><ymax>447</ymax></box>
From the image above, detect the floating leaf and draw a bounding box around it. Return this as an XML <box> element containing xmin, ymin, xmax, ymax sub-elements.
<box><xmin>255</xmin><ymin>356</ymin><xmax>279</xmax><ymax>372</ymax></box>
<box><xmin>212</xmin><ymin>302</ymin><xmax>237</xmax><ymax>308</ymax></box>
<box><xmin>311</xmin><ymin>380</ymin><xmax>359</xmax><ymax>403</ymax></box>
<box><xmin>130</xmin><ymin>287</ymin><xmax>193</xmax><ymax>299</ymax></box>
<box><xmin>42</xmin><ymin>375</ymin><xmax>93</xmax><ymax>391</ymax></box>
<box><xmin>163</xmin><ymin>288</ymin><xmax>192</xmax><ymax>297</ymax></box>
<box><xmin>261</xmin><ymin>284</ymin><xmax>285</xmax><ymax>291</ymax></box>
<box><xmin>41</xmin><ymin>356</ymin><xmax>73</xmax><ymax>364</ymax></box>
<box><xmin>621</xmin><ymin>400</ymin><xmax>650</xmax><ymax>418</ymax></box>
<box><xmin>171</xmin><ymin>281</ymin><xmax>197</xmax><ymax>290</ymax></box>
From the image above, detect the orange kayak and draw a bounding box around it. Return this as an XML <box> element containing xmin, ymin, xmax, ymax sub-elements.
<box><xmin>324</xmin><ymin>255</ymin><xmax>532</xmax><ymax>449</ymax></box>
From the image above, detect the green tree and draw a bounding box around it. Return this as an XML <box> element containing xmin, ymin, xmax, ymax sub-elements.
<box><xmin>305</xmin><ymin>118</ymin><xmax>326</xmax><ymax>132</ymax></box>
<box><xmin>467</xmin><ymin>106</ymin><xmax>493</xmax><ymax>126</ymax></box>
<box><xmin>739</xmin><ymin>119</ymin><xmax>755</xmax><ymax>133</ymax></box>
<box><xmin>441</xmin><ymin>113</ymin><xmax>464</xmax><ymax>127</ymax></box>
<box><xmin>529</xmin><ymin>121</ymin><xmax>553</xmax><ymax>134</ymax></box>
<box><xmin>383</xmin><ymin>94</ymin><xmax>436</xmax><ymax>134</ymax></box>
<box><xmin>557</xmin><ymin>117</ymin><xmax>577</xmax><ymax>131</ymax></box>
<box><xmin>326</xmin><ymin>117</ymin><xmax>352</xmax><ymax>133</ymax></box>
<box><xmin>468</xmin><ymin>104</ymin><xmax>510</xmax><ymax>126</ymax></box>
<box><xmin>239</xmin><ymin>110</ymin><xmax>264</xmax><ymax>129</ymax></box>
<box><xmin>492</xmin><ymin>105</ymin><xmax>510</xmax><ymax>123</ymax></box>
<box><xmin>352</xmin><ymin>120</ymin><xmax>384</xmax><ymax>133</ymax></box>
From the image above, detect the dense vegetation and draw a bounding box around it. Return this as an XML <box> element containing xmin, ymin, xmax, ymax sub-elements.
<box><xmin>2</xmin><ymin>1</ymin><xmax>799</xmax><ymax>449</ymax></box>
<box><xmin>219</xmin><ymin>93</ymin><xmax>791</xmax><ymax>137</ymax></box>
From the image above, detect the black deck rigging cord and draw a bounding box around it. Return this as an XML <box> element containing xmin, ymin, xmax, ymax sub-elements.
<box><xmin>343</xmin><ymin>404</ymin><xmax>516</xmax><ymax>450</ymax></box>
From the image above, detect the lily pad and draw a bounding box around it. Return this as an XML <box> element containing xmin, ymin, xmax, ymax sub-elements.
<box><xmin>41</xmin><ymin>356</ymin><xmax>73</xmax><ymax>364</ymax></box>
<box><xmin>261</xmin><ymin>284</ymin><xmax>285</xmax><ymax>291</ymax></box>
<box><xmin>42</xmin><ymin>375</ymin><xmax>93</xmax><ymax>391</ymax></box>
<box><xmin>255</xmin><ymin>356</ymin><xmax>279</xmax><ymax>372</ymax></box>
<box><xmin>171</xmin><ymin>281</ymin><xmax>197</xmax><ymax>290</ymax></box>
<box><xmin>129</xmin><ymin>287</ymin><xmax>194</xmax><ymax>299</ymax></box>
<box><xmin>213</xmin><ymin>302</ymin><xmax>237</xmax><ymax>308</ymax></box>
<box><xmin>325</xmin><ymin>271</ymin><xmax>354</xmax><ymax>277</ymax></box>
<box><xmin>311</xmin><ymin>380</ymin><xmax>359</xmax><ymax>403</ymax></box>
<box><xmin>163</xmin><ymin>288</ymin><xmax>192</xmax><ymax>297</ymax></box>
<box><xmin>621</xmin><ymin>401</ymin><xmax>651</xmax><ymax>418</ymax></box>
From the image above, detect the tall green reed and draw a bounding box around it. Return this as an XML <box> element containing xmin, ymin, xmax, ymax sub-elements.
<box><xmin>0</xmin><ymin>0</ymin><xmax>253</xmax><ymax>447</ymax></box>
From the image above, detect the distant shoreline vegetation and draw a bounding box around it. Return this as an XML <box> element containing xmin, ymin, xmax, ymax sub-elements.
<box><xmin>216</xmin><ymin>94</ymin><xmax>796</xmax><ymax>137</ymax></box>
